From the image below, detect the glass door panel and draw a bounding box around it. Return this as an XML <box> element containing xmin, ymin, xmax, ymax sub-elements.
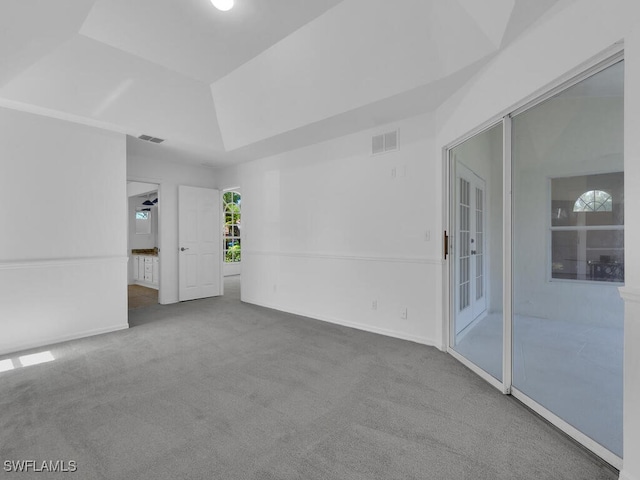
<box><xmin>511</xmin><ymin>61</ymin><xmax>624</xmax><ymax>457</ymax></box>
<box><xmin>450</xmin><ymin>124</ymin><xmax>503</xmax><ymax>381</ymax></box>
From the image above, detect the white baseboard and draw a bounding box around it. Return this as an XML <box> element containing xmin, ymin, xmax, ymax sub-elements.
<box><xmin>0</xmin><ymin>323</ymin><xmax>129</xmax><ymax>357</ymax></box>
<box><xmin>244</xmin><ymin>297</ymin><xmax>439</xmax><ymax>348</ymax></box>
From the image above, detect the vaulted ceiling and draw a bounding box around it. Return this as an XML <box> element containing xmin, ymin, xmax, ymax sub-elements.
<box><xmin>0</xmin><ymin>0</ymin><xmax>568</xmax><ymax>167</ymax></box>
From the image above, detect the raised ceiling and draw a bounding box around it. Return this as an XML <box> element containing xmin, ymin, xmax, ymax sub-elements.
<box><xmin>0</xmin><ymin>0</ymin><xmax>568</xmax><ymax>167</ymax></box>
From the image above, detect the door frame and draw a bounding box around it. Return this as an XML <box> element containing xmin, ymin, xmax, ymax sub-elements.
<box><xmin>126</xmin><ymin>176</ymin><xmax>165</xmax><ymax>304</ymax></box>
<box><xmin>442</xmin><ymin>47</ymin><xmax>624</xmax><ymax>468</ymax></box>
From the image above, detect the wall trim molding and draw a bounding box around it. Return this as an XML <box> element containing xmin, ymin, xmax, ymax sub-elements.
<box><xmin>0</xmin><ymin>255</ymin><xmax>129</xmax><ymax>271</ymax></box>
<box><xmin>243</xmin><ymin>297</ymin><xmax>439</xmax><ymax>348</ymax></box>
<box><xmin>0</xmin><ymin>323</ymin><xmax>129</xmax><ymax>357</ymax></box>
<box><xmin>243</xmin><ymin>250</ymin><xmax>443</xmax><ymax>265</ymax></box>
<box><xmin>618</xmin><ymin>286</ymin><xmax>640</xmax><ymax>304</ymax></box>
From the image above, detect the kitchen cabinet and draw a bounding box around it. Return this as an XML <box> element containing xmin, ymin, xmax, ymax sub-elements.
<box><xmin>144</xmin><ymin>257</ymin><xmax>152</xmax><ymax>282</ymax></box>
<box><xmin>132</xmin><ymin>254</ymin><xmax>159</xmax><ymax>289</ymax></box>
<box><xmin>152</xmin><ymin>257</ymin><xmax>159</xmax><ymax>284</ymax></box>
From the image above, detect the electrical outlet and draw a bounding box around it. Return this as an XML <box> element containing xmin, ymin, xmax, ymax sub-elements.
<box><xmin>391</xmin><ymin>167</ymin><xmax>397</xmax><ymax>178</ymax></box>
<box><xmin>273</xmin><ymin>284</ymin><xmax>277</xmax><ymax>293</ymax></box>
<box><xmin>400</xmin><ymin>307</ymin><xmax>408</xmax><ymax>319</ymax></box>
<box><xmin>425</xmin><ymin>230</ymin><xmax>431</xmax><ymax>241</ymax></box>
<box><xmin>372</xmin><ymin>300</ymin><xmax>378</xmax><ymax>310</ymax></box>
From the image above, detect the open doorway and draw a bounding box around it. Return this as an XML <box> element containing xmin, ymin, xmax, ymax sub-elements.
<box><xmin>127</xmin><ymin>181</ymin><xmax>160</xmax><ymax>310</ymax></box>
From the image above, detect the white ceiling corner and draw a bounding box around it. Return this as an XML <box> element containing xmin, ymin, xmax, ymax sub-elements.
<box><xmin>0</xmin><ymin>0</ymin><xmax>96</xmax><ymax>88</ymax></box>
<box><xmin>500</xmin><ymin>0</ymin><xmax>569</xmax><ymax>48</ymax></box>
<box><xmin>430</xmin><ymin>1</ymin><xmax>500</xmax><ymax>77</ymax></box>
<box><xmin>212</xmin><ymin>0</ymin><xmax>446</xmax><ymax>152</ymax></box>
<box><xmin>455</xmin><ymin>0</ymin><xmax>515</xmax><ymax>48</ymax></box>
<box><xmin>0</xmin><ymin>34</ymin><xmax>225</xmax><ymax>152</ymax></box>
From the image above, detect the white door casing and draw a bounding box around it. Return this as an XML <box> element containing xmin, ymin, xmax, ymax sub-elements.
<box><xmin>178</xmin><ymin>185</ymin><xmax>222</xmax><ymax>301</ymax></box>
<box><xmin>455</xmin><ymin>161</ymin><xmax>487</xmax><ymax>334</ymax></box>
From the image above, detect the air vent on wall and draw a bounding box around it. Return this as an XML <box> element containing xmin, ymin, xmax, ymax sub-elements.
<box><xmin>372</xmin><ymin>129</ymin><xmax>399</xmax><ymax>155</ymax></box>
<box><xmin>138</xmin><ymin>134</ymin><xmax>165</xmax><ymax>144</ymax></box>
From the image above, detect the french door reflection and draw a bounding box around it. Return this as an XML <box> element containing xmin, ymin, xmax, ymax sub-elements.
<box><xmin>450</xmin><ymin>123</ymin><xmax>503</xmax><ymax>381</ymax></box>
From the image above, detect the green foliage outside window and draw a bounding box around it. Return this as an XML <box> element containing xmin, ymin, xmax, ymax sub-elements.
<box><xmin>223</xmin><ymin>191</ymin><xmax>241</xmax><ymax>263</ymax></box>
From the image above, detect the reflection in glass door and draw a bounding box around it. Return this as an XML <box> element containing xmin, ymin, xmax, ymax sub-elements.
<box><xmin>511</xmin><ymin>60</ymin><xmax>624</xmax><ymax>458</ymax></box>
<box><xmin>456</xmin><ymin>165</ymin><xmax>487</xmax><ymax>331</ymax></box>
<box><xmin>447</xmin><ymin>57</ymin><xmax>624</xmax><ymax>465</ymax></box>
<box><xmin>450</xmin><ymin>124</ymin><xmax>503</xmax><ymax>381</ymax></box>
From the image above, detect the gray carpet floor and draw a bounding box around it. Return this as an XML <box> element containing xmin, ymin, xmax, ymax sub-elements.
<box><xmin>0</xmin><ymin>277</ymin><xmax>617</xmax><ymax>479</ymax></box>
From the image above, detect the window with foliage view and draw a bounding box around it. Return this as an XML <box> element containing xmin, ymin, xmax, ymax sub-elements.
<box><xmin>223</xmin><ymin>191</ymin><xmax>241</xmax><ymax>263</ymax></box>
<box><xmin>550</xmin><ymin>172</ymin><xmax>624</xmax><ymax>282</ymax></box>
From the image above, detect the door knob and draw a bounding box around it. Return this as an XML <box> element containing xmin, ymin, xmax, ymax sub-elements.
<box><xmin>180</xmin><ymin>247</ymin><xmax>189</xmax><ymax>251</ymax></box>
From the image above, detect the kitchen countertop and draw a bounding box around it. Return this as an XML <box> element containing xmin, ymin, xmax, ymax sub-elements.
<box><xmin>131</xmin><ymin>248</ymin><xmax>158</xmax><ymax>256</ymax></box>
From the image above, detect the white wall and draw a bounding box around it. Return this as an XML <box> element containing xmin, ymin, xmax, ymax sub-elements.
<box><xmin>127</xmin><ymin>141</ymin><xmax>217</xmax><ymax>304</ymax></box>
<box><xmin>434</xmin><ymin>1</ymin><xmax>640</xmax><ymax>477</ymax></box>
<box><xmin>223</xmin><ymin>262</ymin><xmax>241</xmax><ymax>277</ymax></box>
<box><xmin>0</xmin><ymin>107</ymin><xmax>127</xmax><ymax>356</ymax></box>
<box><xmin>127</xmin><ymin>181</ymin><xmax>158</xmax><ymax>197</ymax></box>
<box><xmin>214</xmin><ymin>164</ymin><xmax>240</xmax><ymax>192</ymax></box>
<box><xmin>235</xmin><ymin>113</ymin><xmax>442</xmax><ymax>346</ymax></box>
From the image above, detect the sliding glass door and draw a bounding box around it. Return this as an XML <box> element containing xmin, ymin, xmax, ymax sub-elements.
<box><xmin>511</xmin><ymin>60</ymin><xmax>624</xmax><ymax>458</ymax></box>
<box><xmin>448</xmin><ymin>58</ymin><xmax>624</xmax><ymax>464</ymax></box>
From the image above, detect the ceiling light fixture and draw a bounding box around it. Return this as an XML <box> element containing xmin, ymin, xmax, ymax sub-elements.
<box><xmin>211</xmin><ymin>0</ymin><xmax>234</xmax><ymax>11</ymax></box>
<box><xmin>142</xmin><ymin>193</ymin><xmax>155</xmax><ymax>206</ymax></box>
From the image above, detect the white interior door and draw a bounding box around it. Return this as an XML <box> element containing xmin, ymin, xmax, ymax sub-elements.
<box><xmin>455</xmin><ymin>162</ymin><xmax>487</xmax><ymax>333</ymax></box>
<box><xmin>179</xmin><ymin>185</ymin><xmax>221</xmax><ymax>301</ymax></box>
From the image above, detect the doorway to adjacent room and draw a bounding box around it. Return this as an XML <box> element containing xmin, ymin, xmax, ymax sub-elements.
<box><xmin>127</xmin><ymin>181</ymin><xmax>160</xmax><ymax>310</ymax></box>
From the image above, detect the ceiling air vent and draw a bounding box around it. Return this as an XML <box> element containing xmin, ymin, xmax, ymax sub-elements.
<box><xmin>372</xmin><ymin>129</ymin><xmax>399</xmax><ymax>155</ymax></box>
<box><xmin>138</xmin><ymin>134</ymin><xmax>165</xmax><ymax>144</ymax></box>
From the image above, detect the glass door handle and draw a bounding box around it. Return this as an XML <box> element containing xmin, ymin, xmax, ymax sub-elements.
<box><xmin>444</xmin><ymin>231</ymin><xmax>449</xmax><ymax>260</ymax></box>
